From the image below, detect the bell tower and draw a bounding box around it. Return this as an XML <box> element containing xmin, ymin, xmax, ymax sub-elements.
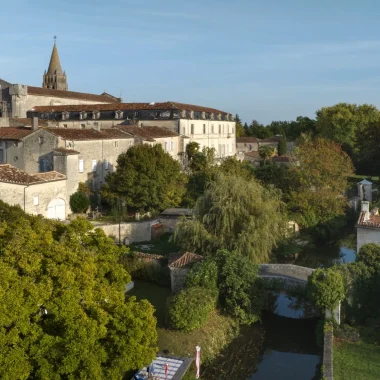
<box><xmin>42</xmin><ymin>37</ymin><xmax>68</xmax><ymax>91</ymax></box>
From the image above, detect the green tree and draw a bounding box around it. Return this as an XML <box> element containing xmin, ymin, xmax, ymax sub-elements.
<box><xmin>173</xmin><ymin>173</ymin><xmax>286</xmax><ymax>263</ymax></box>
<box><xmin>259</xmin><ymin>145</ymin><xmax>277</xmax><ymax>161</ymax></box>
<box><xmin>316</xmin><ymin>103</ymin><xmax>380</xmax><ymax>156</ymax></box>
<box><xmin>288</xmin><ymin>138</ymin><xmax>354</xmax><ymax>230</ymax></box>
<box><xmin>278</xmin><ymin>135</ymin><xmax>287</xmax><ymax>156</ymax></box>
<box><xmin>0</xmin><ymin>204</ymin><xmax>157</xmax><ymax>379</ymax></box>
<box><xmin>235</xmin><ymin>114</ymin><xmax>245</xmax><ymax>137</ymax></box>
<box><xmin>69</xmin><ymin>191</ymin><xmax>90</xmax><ymax>213</ymax></box>
<box><xmin>307</xmin><ymin>268</ymin><xmax>345</xmax><ymax>314</ymax></box>
<box><xmin>103</xmin><ymin>144</ymin><xmax>186</xmax><ymax>213</ymax></box>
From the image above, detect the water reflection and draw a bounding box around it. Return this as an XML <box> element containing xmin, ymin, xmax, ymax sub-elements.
<box><xmin>202</xmin><ymin>293</ymin><xmax>321</xmax><ymax>380</ymax></box>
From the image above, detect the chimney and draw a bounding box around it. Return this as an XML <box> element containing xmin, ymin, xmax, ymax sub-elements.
<box><xmin>31</xmin><ymin>116</ymin><xmax>39</xmax><ymax>131</ymax></box>
<box><xmin>361</xmin><ymin>201</ymin><xmax>370</xmax><ymax>221</ymax></box>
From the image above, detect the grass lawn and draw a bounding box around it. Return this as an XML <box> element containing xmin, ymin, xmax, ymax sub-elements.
<box><xmin>334</xmin><ymin>339</ymin><xmax>380</xmax><ymax>380</ymax></box>
<box><xmin>128</xmin><ymin>233</ymin><xmax>180</xmax><ymax>257</ymax></box>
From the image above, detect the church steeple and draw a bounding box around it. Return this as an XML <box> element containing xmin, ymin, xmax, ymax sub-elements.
<box><xmin>42</xmin><ymin>38</ymin><xmax>68</xmax><ymax>91</ymax></box>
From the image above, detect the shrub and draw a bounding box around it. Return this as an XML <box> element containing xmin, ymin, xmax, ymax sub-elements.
<box><xmin>185</xmin><ymin>259</ymin><xmax>218</xmax><ymax>291</ymax></box>
<box><xmin>215</xmin><ymin>250</ymin><xmax>263</xmax><ymax>324</ymax></box>
<box><xmin>70</xmin><ymin>191</ymin><xmax>90</xmax><ymax>213</ymax></box>
<box><xmin>307</xmin><ymin>267</ymin><xmax>345</xmax><ymax>313</ymax></box>
<box><xmin>167</xmin><ymin>287</ymin><xmax>217</xmax><ymax>331</ymax></box>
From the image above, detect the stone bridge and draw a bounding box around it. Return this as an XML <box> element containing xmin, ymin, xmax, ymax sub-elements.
<box><xmin>258</xmin><ymin>264</ymin><xmax>340</xmax><ymax>324</ymax></box>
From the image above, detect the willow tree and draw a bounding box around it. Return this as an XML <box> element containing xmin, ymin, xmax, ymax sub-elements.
<box><xmin>173</xmin><ymin>174</ymin><xmax>286</xmax><ymax>263</ymax></box>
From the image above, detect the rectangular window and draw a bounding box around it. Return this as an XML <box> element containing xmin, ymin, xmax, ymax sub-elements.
<box><xmin>63</xmin><ymin>124</ymin><xmax>68</xmax><ymax>128</ymax></box>
<box><xmin>104</xmin><ymin>160</ymin><xmax>109</xmax><ymax>170</ymax></box>
<box><xmin>39</xmin><ymin>159</ymin><xmax>49</xmax><ymax>172</ymax></box>
<box><xmin>164</xmin><ymin>141</ymin><xmax>168</xmax><ymax>151</ymax></box>
<box><xmin>170</xmin><ymin>141</ymin><xmax>174</xmax><ymax>151</ymax></box>
<box><xmin>182</xmin><ymin>127</ymin><xmax>186</xmax><ymax>135</ymax></box>
<box><xmin>203</xmin><ymin>124</ymin><xmax>206</xmax><ymax>134</ymax></box>
<box><xmin>0</xmin><ymin>149</ymin><xmax>4</xmax><ymax>163</ymax></box>
<box><xmin>33</xmin><ymin>196</ymin><xmax>39</xmax><ymax>206</ymax></box>
<box><xmin>232</xmin><ymin>127</ymin><xmax>234</xmax><ymax>134</ymax></box>
<box><xmin>81</xmin><ymin>124</ymin><xmax>86</xmax><ymax>129</ymax></box>
<box><xmin>211</xmin><ymin>124</ymin><xmax>214</xmax><ymax>134</ymax></box>
<box><xmin>115</xmin><ymin>141</ymin><xmax>118</xmax><ymax>148</ymax></box>
<box><xmin>39</xmin><ymin>136</ymin><xmax>44</xmax><ymax>144</ymax></box>
<box><xmin>218</xmin><ymin>125</ymin><xmax>221</xmax><ymax>134</ymax></box>
<box><xmin>191</xmin><ymin>124</ymin><xmax>194</xmax><ymax>134</ymax></box>
<box><xmin>79</xmin><ymin>159</ymin><xmax>84</xmax><ymax>173</ymax></box>
<box><xmin>92</xmin><ymin>160</ymin><xmax>97</xmax><ymax>172</ymax></box>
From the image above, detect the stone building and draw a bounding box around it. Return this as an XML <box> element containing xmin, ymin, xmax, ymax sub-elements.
<box><xmin>0</xmin><ymin>42</ymin><xmax>119</xmax><ymax>119</ymax></box>
<box><xmin>0</xmin><ymin>164</ymin><xmax>67</xmax><ymax>219</ymax></box>
<box><xmin>236</xmin><ymin>136</ymin><xmax>295</xmax><ymax>155</ymax></box>
<box><xmin>0</xmin><ymin>123</ymin><xmax>134</xmax><ymax>197</ymax></box>
<box><xmin>27</xmin><ymin>101</ymin><xmax>236</xmax><ymax>160</ymax></box>
<box><xmin>356</xmin><ymin>201</ymin><xmax>380</xmax><ymax>252</ymax></box>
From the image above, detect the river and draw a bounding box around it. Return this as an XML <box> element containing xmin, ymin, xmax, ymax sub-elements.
<box><xmin>201</xmin><ymin>293</ymin><xmax>321</xmax><ymax>380</ymax></box>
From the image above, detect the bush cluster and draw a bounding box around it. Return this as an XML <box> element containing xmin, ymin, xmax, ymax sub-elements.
<box><xmin>167</xmin><ymin>287</ymin><xmax>217</xmax><ymax>331</ymax></box>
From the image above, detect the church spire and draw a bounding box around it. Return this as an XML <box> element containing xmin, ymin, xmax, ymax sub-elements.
<box><xmin>42</xmin><ymin>37</ymin><xmax>68</xmax><ymax>91</ymax></box>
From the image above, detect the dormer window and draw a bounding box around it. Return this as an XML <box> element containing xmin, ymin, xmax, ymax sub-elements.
<box><xmin>62</xmin><ymin>111</ymin><xmax>70</xmax><ymax>121</ymax></box>
<box><xmin>79</xmin><ymin>111</ymin><xmax>88</xmax><ymax>120</ymax></box>
<box><xmin>210</xmin><ymin>113</ymin><xmax>215</xmax><ymax>120</ymax></box>
<box><xmin>201</xmin><ymin>112</ymin><xmax>206</xmax><ymax>119</ymax></box>
<box><xmin>92</xmin><ymin>111</ymin><xmax>100</xmax><ymax>120</ymax></box>
<box><xmin>115</xmin><ymin>110</ymin><xmax>124</xmax><ymax>119</ymax></box>
<box><xmin>216</xmin><ymin>113</ymin><xmax>222</xmax><ymax>121</ymax></box>
<box><xmin>188</xmin><ymin>111</ymin><xmax>194</xmax><ymax>119</ymax></box>
<box><xmin>181</xmin><ymin>110</ymin><xmax>187</xmax><ymax>118</ymax></box>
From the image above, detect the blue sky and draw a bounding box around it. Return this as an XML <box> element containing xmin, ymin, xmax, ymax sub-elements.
<box><xmin>2</xmin><ymin>0</ymin><xmax>380</xmax><ymax>124</ymax></box>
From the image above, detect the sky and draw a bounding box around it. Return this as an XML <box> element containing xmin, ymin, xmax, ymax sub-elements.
<box><xmin>2</xmin><ymin>0</ymin><xmax>380</xmax><ymax>124</ymax></box>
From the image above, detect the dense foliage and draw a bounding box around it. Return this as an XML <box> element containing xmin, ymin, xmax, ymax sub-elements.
<box><xmin>307</xmin><ymin>267</ymin><xmax>345</xmax><ymax>314</ymax></box>
<box><xmin>167</xmin><ymin>287</ymin><xmax>217</xmax><ymax>331</ymax></box>
<box><xmin>0</xmin><ymin>202</ymin><xmax>157</xmax><ymax>379</ymax></box>
<box><xmin>102</xmin><ymin>144</ymin><xmax>186</xmax><ymax>213</ymax></box>
<box><xmin>173</xmin><ymin>173</ymin><xmax>286</xmax><ymax>263</ymax></box>
<box><xmin>185</xmin><ymin>250</ymin><xmax>264</xmax><ymax>324</ymax></box>
<box><xmin>69</xmin><ymin>190</ymin><xmax>90</xmax><ymax>213</ymax></box>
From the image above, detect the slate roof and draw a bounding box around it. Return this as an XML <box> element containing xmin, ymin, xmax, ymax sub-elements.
<box><xmin>272</xmin><ymin>155</ymin><xmax>292</xmax><ymax>163</ymax></box>
<box><xmin>116</xmin><ymin>125</ymin><xmax>178</xmax><ymax>141</ymax></box>
<box><xmin>29</xmin><ymin>101</ymin><xmax>230</xmax><ymax>114</ymax></box>
<box><xmin>27</xmin><ymin>86</ymin><xmax>113</xmax><ymax>103</ymax></box>
<box><xmin>46</xmin><ymin>128</ymin><xmax>133</xmax><ymax>141</ymax></box>
<box><xmin>168</xmin><ymin>252</ymin><xmax>203</xmax><ymax>269</ymax></box>
<box><xmin>0</xmin><ymin>127</ymin><xmax>34</xmax><ymax>140</ymax></box>
<box><xmin>244</xmin><ymin>151</ymin><xmax>261</xmax><ymax>158</ymax></box>
<box><xmin>0</xmin><ymin>164</ymin><xmax>66</xmax><ymax>185</ymax></box>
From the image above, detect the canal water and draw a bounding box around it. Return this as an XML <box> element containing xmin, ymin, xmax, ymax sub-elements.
<box><xmin>201</xmin><ymin>293</ymin><xmax>321</xmax><ymax>380</ymax></box>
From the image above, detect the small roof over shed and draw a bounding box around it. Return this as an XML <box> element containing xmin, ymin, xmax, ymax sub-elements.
<box><xmin>358</xmin><ymin>179</ymin><xmax>373</xmax><ymax>185</ymax></box>
<box><xmin>168</xmin><ymin>252</ymin><xmax>203</xmax><ymax>269</ymax></box>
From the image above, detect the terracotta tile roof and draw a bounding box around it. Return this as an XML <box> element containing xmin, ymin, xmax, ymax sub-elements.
<box><xmin>29</xmin><ymin>101</ymin><xmax>230</xmax><ymax>114</ymax></box>
<box><xmin>0</xmin><ymin>127</ymin><xmax>34</xmax><ymax>140</ymax></box>
<box><xmin>133</xmin><ymin>252</ymin><xmax>165</xmax><ymax>260</ymax></box>
<box><xmin>244</xmin><ymin>151</ymin><xmax>261</xmax><ymax>158</ymax></box>
<box><xmin>9</xmin><ymin>118</ymin><xmax>47</xmax><ymax>127</ymax></box>
<box><xmin>168</xmin><ymin>252</ymin><xmax>203</xmax><ymax>269</ymax></box>
<box><xmin>116</xmin><ymin>125</ymin><xmax>179</xmax><ymax>141</ymax></box>
<box><xmin>54</xmin><ymin>148</ymin><xmax>80</xmax><ymax>155</ymax></box>
<box><xmin>272</xmin><ymin>155</ymin><xmax>292</xmax><ymax>162</ymax></box>
<box><xmin>0</xmin><ymin>164</ymin><xmax>65</xmax><ymax>185</ymax></box>
<box><xmin>46</xmin><ymin>128</ymin><xmax>133</xmax><ymax>141</ymax></box>
<box><xmin>259</xmin><ymin>136</ymin><xmax>282</xmax><ymax>143</ymax></box>
<box><xmin>236</xmin><ymin>137</ymin><xmax>259</xmax><ymax>143</ymax></box>
<box><xmin>357</xmin><ymin>211</ymin><xmax>380</xmax><ymax>228</ymax></box>
<box><xmin>27</xmin><ymin>86</ymin><xmax>113</xmax><ymax>103</ymax></box>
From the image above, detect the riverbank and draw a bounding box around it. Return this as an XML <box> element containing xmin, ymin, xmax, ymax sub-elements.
<box><xmin>333</xmin><ymin>340</ymin><xmax>380</xmax><ymax>380</ymax></box>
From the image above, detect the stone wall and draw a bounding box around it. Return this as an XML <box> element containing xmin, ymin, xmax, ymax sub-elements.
<box><xmin>170</xmin><ymin>267</ymin><xmax>190</xmax><ymax>294</ymax></box>
<box><xmin>356</xmin><ymin>226</ymin><xmax>380</xmax><ymax>252</ymax></box>
<box><xmin>259</xmin><ymin>264</ymin><xmax>314</xmax><ymax>281</ymax></box>
<box><xmin>159</xmin><ymin>216</ymin><xmax>182</xmax><ymax>233</ymax></box>
<box><xmin>93</xmin><ymin>219</ymin><xmax>158</xmax><ymax>243</ymax></box>
<box><xmin>322</xmin><ymin>324</ymin><xmax>334</xmax><ymax>380</ymax></box>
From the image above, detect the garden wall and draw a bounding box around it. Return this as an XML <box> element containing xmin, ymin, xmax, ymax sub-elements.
<box><xmin>93</xmin><ymin>219</ymin><xmax>159</xmax><ymax>243</ymax></box>
<box><xmin>322</xmin><ymin>324</ymin><xmax>334</xmax><ymax>380</ymax></box>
